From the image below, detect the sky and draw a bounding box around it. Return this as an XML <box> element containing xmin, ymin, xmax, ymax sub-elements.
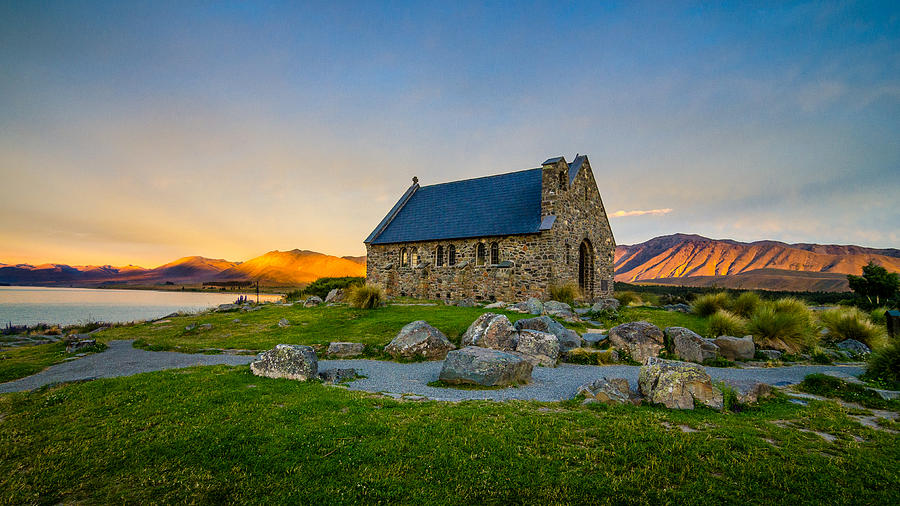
<box><xmin>1</xmin><ymin>1</ymin><xmax>898</xmax><ymax>267</ymax></box>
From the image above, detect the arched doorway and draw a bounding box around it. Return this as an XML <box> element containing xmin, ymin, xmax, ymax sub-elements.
<box><xmin>578</xmin><ymin>239</ymin><xmax>595</xmax><ymax>300</ymax></box>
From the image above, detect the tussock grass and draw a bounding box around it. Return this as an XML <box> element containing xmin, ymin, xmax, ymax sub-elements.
<box><xmin>346</xmin><ymin>284</ymin><xmax>384</xmax><ymax>309</ymax></box>
<box><xmin>746</xmin><ymin>302</ymin><xmax>816</xmax><ymax>354</ymax></box>
<box><xmin>869</xmin><ymin>307</ymin><xmax>891</xmax><ymax>326</ymax></box>
<box><xmin>565</xmin><ymin>348</ymin><xmax>619</xmax><ymax>365</ymax></box>
<box><xmin>709</xmin><ymin>310</ymin><xmax>747</xmax><ymax>337</ymax></box>
<box><xmin>692</xmin><ymin>292</ymin><xmax>731</xmax><ymax>317</ymax></box>
<box><xmin>614</xmin><ymin>290</ymin><xmax>641</xmax><ymax>307</ymax></box>
<box><xmin>864</xmin><ymin>339</ymin><xmax>900</xmax><ymax>389</ymax></box>
<box><xmin>818</xmin><ymin>306</ymin><xmax>887</xmax><ymax>349</ymax></box>
<box><xmin>731</xmin><ymin>291</ymin><xmax>762</xmax><ymax>319</ymax></box>
<box><xmin>548</xmin><ymin>283</ymin><xmax>581</xmax><ymax>306</ymax></box>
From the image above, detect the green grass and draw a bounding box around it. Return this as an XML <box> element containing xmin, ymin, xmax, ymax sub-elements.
<box><xmin>0</xmin><ymin>366</ymin><xmax>897</xmax><ymax>504</ymax></box>
<box><xmin>589</xmin><ymin>307</ymin><xmax>710</xmax><ymax>336</ymax></box>
<box><xmin>797</xmin><ymin>374</ymin><xmax>900</xmax><ymax>411</ymax></box>
<box><xmin>0</xmin><ymin>341</ymin><xmax>106</xmax><ymax>383</ymax></box>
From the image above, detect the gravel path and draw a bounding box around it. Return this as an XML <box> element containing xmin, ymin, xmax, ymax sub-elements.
<box><xmin>0</xmin><ymin>340</ymin><xmax>865</xmax><ymax>400</ymax></box>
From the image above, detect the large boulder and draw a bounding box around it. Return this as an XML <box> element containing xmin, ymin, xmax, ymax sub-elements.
<box><xmin>384</xmin><ymin>320</ymin><xmax>456</xmax><ymax>360</ymax></box>
<box><xmin>251</xmin><ymin>344</ymin><xmax>318</xmax><ymax>381</ymax></box>
<box><xmin>439</xmin><ymin>346</ymin><xmax>532</xmax><ymax>386</ymax></box>
<box><xmin>714</xmin><ymin>336</ymin><xmax>755</xmax><ymax>361</ymax></box>
<box><xmin>663</xmin><ymin>303</ymin><xmax>692</xmax><ymax>313</ymax></box>
<box><xmin>666</xmin><ymin>327</ymin><xmax>719</xmax><ymax>363</ymax></box>
<box><xmin>543</xmin><ymin>300</ymin><xmax>575</xmax><ymax>318</ymax></box>
<box><xmin>576</xmin><ymin>377</ymin><xmax>637</xmax><ymax>405</ymax></box>
<box><xmin>836</xmin><ymin>339</ymin><xmax>871</xmax><ymax>357</ymax></box>
<box><xmin>453</xmin><ymin>298</ymin><xmax>476</xmax><ymax>308</ymax></box>
<box><xmin>303</xmin><ymin>296</ymin><xmax>324</xmax><ymax>308</ymax></box>
<box><xmin>511</xmin><ymin>298</ymin><xmax>543</xmax><ymax>315</ymax></box>
<box><xmin>66</xmin><ymin>339</ymin><xmax>97</xmax><ymax>353</ymax></box>
<box><xmin>638</xmin><ymin>357</ymin><xmax>723</xmax><ymax>410</ymax></box>
<box><xmin>608</xmin><ymin>321</ymin><xmax>665</xmax><ymax>362</ymax></box>
<box><xmin>461</xmin><ymin>313</ymin><xmax>518</xmax><ymax>351</ymax></box>
<box><xmin>325</xmin><ymin>288</ymin><xmax>345</xmax><ymax>303</ymax></box>
<box><xmin>514</xmin><ymin>329</ymin><xmax>560</xmax><ymax>367</ymax></box>
<box><xmin>513</xmin><ymin>316</ymin><xmax>582</xmax><ymax>352</ymax></box>
<box><xmin>591</xmin><ymin>298</ymin><xmax>621</xmax><ymax>313</ymax></box>
<box><xmin>327</xmin><ymin>342</ymin><xmax>365</xmax><ymax>357</ymax></box>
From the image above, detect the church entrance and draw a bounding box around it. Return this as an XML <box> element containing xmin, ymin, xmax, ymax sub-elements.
<box><xmin>578</xmin><ymin>239</ymin><xmax>594</xmax><ymax>300</ymax></box>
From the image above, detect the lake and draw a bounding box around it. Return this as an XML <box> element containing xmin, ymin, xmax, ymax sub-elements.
<box><xmin>0</xmin><ymin>286</ymin><xmax>282</xmax><ymax>327</ymax></box>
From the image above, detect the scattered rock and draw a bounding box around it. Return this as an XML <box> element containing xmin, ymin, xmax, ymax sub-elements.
<box><xmin>385</xmin><ymin>320</ymin><xmax>456</xmax><ymax>360</ymax></box>
<box><xmin>590</xmin><ymin>298</ymin><xmax>620</xmax><ymax>313</ymax></box>
<box><xmin>511</xmin><ymin>298</ymin><xmax>543</xmax><ymax>315</ymax></box>
<box><xmin>277</xmin><ymin>318</ymin><xmax>290</xmax><ymax>328</ymax></box>
<box><xmin>325</xmin><ymin>288</ymin><xmax>346</xmax><ymax>303</ymax></box>
<box><xmin>199</xmin><ymin>323</ymin><xmax>212</xmax><ymax>331</ymax></box>
<box><xmin>714</xmin><ymin>336</ymin><xmax>755</xmax><ymax>361</ymax></box>
<box><xmin>758</xmin><ymin>349</ymin><xmax>783</xmax><ymax>361</ymax></box>
<box><xmin>515</xmin><ymin>329</ymin><xmax>560</xmax><ymax>367</ymax></box>
<box><xmin>327</xmin><ymin>342</ymin><xmax>366</xmax><ymax>357</ymax></box>
<box><xmin>836</xmin><ymin>339</ymin><xmax>871</xmax><ymax>357</ymax></box>
<box><xmin>66</xmin><ymin>339</ymin><xmax>97</xmax><ymax>353</ymax></box>
<box><xmin>250</xmin><ymin>344</ymin><xmax>318</xmax><ymax>381</ymax></box>
<box><xmin>439</xmin><ymin>346</ymin><xmax>532</xmax><ymax>386</ymax></box>
<box><xmin>453</xmin><ymin>298</ymin><xmax>476</xmax><ymax>308</ymax></box>
<box><xmin>873</xmin><ymin>389</ymin><xmax>900</xmax><ymax>401</ymax></box>
<box><xmin>576</xmin><ymin>377</ymin><xmax>638</xmax><ymax>405</ymax></box>
<box><xmin>608</xmin><ymin>321</ymin><xmax>665</xmax><ymax>362</ymax></box>
<box><xmin>185</xmin><ymin>324</ymin><xmax>196</xmax><ymax>331</ymax></box>
<box><xmin>231</xmin><ymin>318</ymin><xmax>241</xmax><ymax>323</ymax></box>
<box><xmin>638</xmin><ymin>357</ymin><xmax>724</xmax><ymax>410</ymax></box>
<box><xmin>318</xmin><ymin>368</ymin><xmax>358</xmax><ymax>384</ymax></box>
<box><xmin>543</xmin><ymin>300</ymin><xmax>575</xmax><ymax>318</ymax></box>
<box><xmin>666</xmin><ymin>327</ymin><xmax>719</xmax><ymax>363</ymax></box>
<box><xmin>303</xmin><ymin>296</ymin><xmax>323</xmax><ymax>308</ymax></box>
<box><xmin>732</xmin><ymin>382</ymin><xmax>774</xmax><ymax>404</ymax></box>
<box><xmin>581</xmin><ymin>331</ymin><xmax>607</xmax><ymax>346</ymax></box>
<box><xmin>216</xmin><ymin>303</ymin><xmax>239</xmax><ymax>312</ymax></box>
<box><xmin>513</xmin><ymin>316</ymin><xmax>582</xmax><ymax>352</ymax></box>
<box><xmin>461</xmin><ymin>313</ymin><xmax>518</xmax><ymax>351</ymax></box>
<box><xmin>662</xmin><ymin>303</ymin><xmax>692</xmax><ymax>313</ymax></box>
<box><xmin>484</xmin><ymin>301</ymin><xmax>508</xmax><ymax>309</ymax></box>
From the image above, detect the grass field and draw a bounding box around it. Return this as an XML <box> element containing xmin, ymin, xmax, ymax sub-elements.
<box><xmin>0</xmin><ymin>365</ymin><xmax>897</xmax><ymax>504</ymax></box>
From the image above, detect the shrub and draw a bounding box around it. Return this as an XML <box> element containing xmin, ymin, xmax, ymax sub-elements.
<box><xmin>346</xmin><ymin>284</ymin><xmax>384</xmax><ymax>309</ymax></box>
<box><xmin>565</xmin><ymin>348</ymin><xmax>619</xmax><ymax>365</ymax></box>
<box><xmin>818</xmin><ymin>306</ymin><xmax>887</xmax><ymax>349</ymax></box>
<box><xmin>614</xmin><ymin>291</ymin><xmax>641</xmax><ymax>307</ymax></box>
<box><xmin>731</xmin><ymin>291</ymin><xmax>762</xmax><ymax>319</ymax></box>
<box><xmin>863</xmin><ymin>340</ymin><xmax>900</xmax><ymax>390</ymax></box>
<box><xmin>709</xmin><ymin>310</ymin><xmax>746</xmax><ymax>337</ymax></box>
<box><xmin>692</xmin><ymin>292</ymin><xmax>731</xmax><ymax>317</ymax></box>
<box><xmin>548</xmin><ymin>283</ymin><xmax>581</xmax><ymax>306</ymax></box>
<box><xmin>303</xmin><ymin>276</ymin><xmax>365</xmax><ymax>300</ymax></box>
<box><xmin>746</xmin><ymin>303</ymin><xmax>815</xmax><ymax>354</ymax></box>
<box><xmin>869</xmin><ymin>307</ymin><xmax>891</xmax><ymax>326</ymax></box>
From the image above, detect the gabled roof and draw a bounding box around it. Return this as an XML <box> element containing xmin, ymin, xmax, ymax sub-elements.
<box><xmin>366</xmin><ymin>168</ymin><xmax>544</xmax><ymax>245</ymax></box>
<box><xmin>568</xmin><ymin>154</ymin><xmax>585</xmax><ymax>184</ymax></box>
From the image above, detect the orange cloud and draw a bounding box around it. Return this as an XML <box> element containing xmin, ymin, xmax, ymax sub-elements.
<box><xmin>610</xmin><ymin>208</ymin><xmax>673</xmax><ymax>218</ymax></box>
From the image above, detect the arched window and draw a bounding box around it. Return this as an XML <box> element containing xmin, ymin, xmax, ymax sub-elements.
<box><xmin>448</xmin><ymin>245</ymin><xmax>456</xmax><ymax>266</ymax></box>
<box><xmin>400</xmin><ymin>248</ymin><xmax>408</xmax><ymax>267</ymax></box>
<box><xmin>476</xmin><ymin>243</ymin><xmax>486</xmax><ymax>266</ymax></box>
<box><xmin>559</xmin><ymin>171</ymin><xmax>567</xmax><ymax>190</ymax></box>
<box><xmin>436</xmin><ymin>245</ymin><xmax>444</xmax><ymax>267</ymax></box>
<box><xmin>410</xmin><ymin>248</ymin><xmax>419</xmax><ymax>266</ymax></box>
<box><xmin>490</xmin><ymin>242</ymin><xmax>499</xmax><ymax>265</ymax></box>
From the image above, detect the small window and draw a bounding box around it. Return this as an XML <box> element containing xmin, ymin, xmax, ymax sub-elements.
<box><xmin>436</xmin><ymin>245</ymin><xmax>444</xmax><ymax>267</ymax></box>
<box><xmin>476</xmin><ymin>243</ymin><xmax>486</xmax><ymax>266</ymax></box>
<box><xmin>410</xmin><ymin>248</ymin><xmax>419</xmax><ymax>266</ymax></box>
<box><xmin>600</xmin><ymin>279</ymin><xmax>609</xmax><ymax>292</ymax></box>
<box><xmin>490</xmin><ymin>242</ymin><xmax>499</xmax><ymax>265</ymax></box>
<box><xmin>448</xmin><ymin>245</ymin><xmax>456</xmax><ymax>266</ymax></box>
<box><xmin>400</xmin><ymin>248</ymin><xmax>408</xmax><ymax>267</ymax></box>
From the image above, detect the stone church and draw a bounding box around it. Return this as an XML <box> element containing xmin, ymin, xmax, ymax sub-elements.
<box><xmin>364</xmin><ymin>155</ymin><xmax>615</xmax><ymax>302</ymax></box>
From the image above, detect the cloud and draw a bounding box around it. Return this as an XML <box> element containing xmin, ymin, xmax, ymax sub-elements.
<box><xmin>610</xmin><ymin>208</ymin><xmax>673</xmax><ymax>218</ymax></box>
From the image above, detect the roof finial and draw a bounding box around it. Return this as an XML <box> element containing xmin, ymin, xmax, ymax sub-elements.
<box><xmin>412</xmin><ymin>176</ymin><xmax>419</xmax><ymax>185</ymax></box>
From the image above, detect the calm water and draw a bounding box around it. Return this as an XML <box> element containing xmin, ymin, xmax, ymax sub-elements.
<box><xmin>0</xmin><ymin>286</ymin><xmax>281</xmax><ymax>327</ymax></box>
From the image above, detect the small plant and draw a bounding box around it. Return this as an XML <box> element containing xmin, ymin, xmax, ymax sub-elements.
<box><xmin>714</xmin><ymin>381</ymin><xmax>740</xmax><ymax>412</ymax></box>
<box><xmin>614</xmin><ymin>291</ymin><xmax>641</xmax><ymax>307</ymax></box>
<box><xmin>708</xmin><ymin>309</ymin><xmax>746</xmax><ymax>337</ymax></box>
<box><xmin>548</xmin><ymin>283</ymin><xmax>581</xmax><ymax>306</ymax></box>
<box><xmin>692</xmin><ymin>292</ymin><xmax>731</xmax><ymax>317</ymax></box>
<box><xmin>731</xmin><ymin>291</ymin><xmax>762</xmax><ymax>318</ymax></box>
<box><xmin>818</xmin><ymin>306</ymin><xmax>887</xmax><ymax>349</ymax></box>
<box><xmin>746</xmin><ymin>303</ymin><xmax>814</xmax><ymax>354</ymax></box>
<box><xmin>863</xmin><ymin>339</ymin><xmax>900</xmax><ymax>390</ymax></box>
<box><xmin>869</xmin><ymin>306</ymin><xmax>891</xmax><ymax>326</ymax></box>
<box><xmin>799</xmin><ymin>373</ymin><xmax>900</xmax><ymax>410</ymax></box>
<box><xmin>564</xmin><ymin>348</ymin><xmax>619</xmax><ymax>365</ymax></box>
<box><xmin>703</xmin><ymin>356</ymin><xmax>736</xmax><ymax>368</ymax></box>
<box><xmin>346</xmin><ymin>284</ymin><xmax>384</xmax><ymax>309</ymax></box>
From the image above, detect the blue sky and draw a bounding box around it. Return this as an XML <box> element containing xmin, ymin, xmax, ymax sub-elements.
<box><xmin>1</xmin><ymin>1</ymin><xmax>898</xmax><ymax>265</ymax></box>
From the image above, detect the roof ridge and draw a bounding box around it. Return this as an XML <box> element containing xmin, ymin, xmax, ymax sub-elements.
<box><xmin>419</xmin><ymin>167</ymin><xmax>541</xmax><ymax>189</ymax></box>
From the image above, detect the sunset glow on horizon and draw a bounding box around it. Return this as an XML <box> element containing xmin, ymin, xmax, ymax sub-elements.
<box><xmin>2</xmin><ymin>1</ymin><xmax>898</xmax><ymax>267</ymax></box>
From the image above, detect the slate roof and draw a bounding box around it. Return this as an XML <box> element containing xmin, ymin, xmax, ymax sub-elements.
<box><xmin>568</xmin><ymin>154</ymin><xmax>585</xmax><ymax>184</ymax></box>
<box><xmin>366</xmin><ymin>168</ymin><xmax>545</xmax><ymax>245</ymax></box>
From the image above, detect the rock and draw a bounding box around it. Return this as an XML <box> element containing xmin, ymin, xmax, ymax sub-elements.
<box><xmin>543</xmin><ymin>300</ymin><xmax>575</xmax><ymax>318</ymax></box>
<box><xmin>327</xmin><ymin>342</ymin><xmax>365</xmax><ymax>357</ymax></box>
<box><xmin>385</xmin><ymin>320</ymin><xmax>456</xmax><ymax>360</ymax></box>
<box><xmin>513</xmin><ymin>316</ymin><xmax>582</xmax><ymax>352</ymax></box>
<box><xmin>734</xmin><ymin>382</ymin><xmax>774</xmax><ymax>404</ymax></box>
<box><xmin>873</xmin><ymin>388</ymin><xmax>900</xmax><ymax>401</ymax></box>
<box><xmin>66</xmin><ymin>339</ymin><xmax>97</xmax><ymax>353</ymax></box>
<box><xmin>216</xmin><ymin>303</ymin><xmax>239</xmax><ymax>311</ymax></box>
<box><xmin>582</xmin><ymin>331</ymin><xmax>607</xmax><ymax>346</ymax></box>
<box><xmin>758</xmin><ymin>349</ymin><xmax>783</xmax><ymax>361</ymax></box>
<box><xmin>439</xmin><ymin>346</ymin><xmax>532</xmax><ymax>386</ymax></box>
<box><xmin>453</xmin><ymin>298</ymin><xmax>476</xmax><ymax>308</ymax></box>
<box><xmin>250</xmin><ymin>344</ymin><xmax>318</xmax><ymax>381</ymax></box>
<box><xmin>836</xmin><ymin>339</ymin><xmax>871</xmax><ymax>357</ymax></box>
<box><xmin>231</xmin><ymin>318</ymin><xmax>241</xmax><ymax>323</ymax></box>
<box><xmin>461</xmin><ymin>313</ymin><xmax>518</xmax><ymax>351</ymax></box>
<box><xmin>714</xmin><ymin>336</ymin><xmax>755</xmax><ymax>361</ymax></box>
<box><xmin>511</xmin><ymin>298</ymin><xmax>543</xmax><ymax>315</ymax></box>
<box><xmin>198</xmin><ymin>323</ymin><xmax>212</xmax><ymax>331</ymax></box>
<box><xmin>325</xmin><ymin>288</ymin><xmax>345</xmax><ymax>303</ymax></box>
<box><xmin>591</xmin><ymin>298</ymin><xmax>621</xmax><ymax>312</ymax></box>
<box><xmin>318</xmin><ymin>368</ymin><xmax>358</xmax><ymax>384</ymax></box>
<box><xmin>303</xmin><ymin>296</ymin><xmax>323</xmax><ymax>308</ymax></box>
<box><xmin>666</xmin><ymin>327</ymin><xmax>719</xmax><ymax>363</ymax></box>
<box><xmin>576</xmin><ymin>377</ymin><xmax>638</xmax><ymax>405</ymax></box>
<box><xmin>638</xmin><ymin>357</ymin><xmax>724</xmax><ymax>410</ymax></box>
<box><xmin>484</xmin><ymin>301</ymin><xmax>508</xmax><ymax>309</ymax></box>
<box><xmin>277</xmin><ymin>318</ymin><xmax>290</xmax><ymax>328</ymax></box>
<box><xmin>608</xmin><ymin>321</ymin><xmax>665</xmax><ymax>362</ymax></box>
<box><xmin>185</xmin><ymin>324</ymin><xmax>196</xmax><ymax>331</ymax></box>
<box><xmin>514</xmin><ymin>329</ymin><xmax>560</xmax><ymax>367</ymax></box>
<box><xmin>662</xmin><ymin>303</ymin><xmax>692</xmax><ymax>313</ymax></box>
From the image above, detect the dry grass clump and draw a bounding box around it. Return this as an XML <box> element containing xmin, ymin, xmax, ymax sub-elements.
<box><xmin>346</xmin><ymin>284</ymin><xmax>385</xmax><ymax>309</ymax></box>
<box><xmin>818</xmin><ymin>306</ymin><xmax>887</xmax><ymax>350</ymax></box>
<box><xmin>731</xmin><ymin>291</ymin><xmax>762</xmax><ymax>319</ymax></box>
<box><xmin>614</xmin><ymin>291</ymin><xmax>641</xmax><ymax>307</ymax></box>
<box><xmin>548</xmin><ymin>283</ymin><xmax>581</xmax><ymax>306</ymax></box>
<box><xmin>746</xmin><ymin>301</ymin><xmax>816</xmax><ymax>354</ymax></box>
<box><xmin>709</xmin><ymin>309</ymin><xmax>747</xmax><ymax>337</ymax></box>
<box><xmin>692</xmin><ymin>292</ymin><xmax>731</xmax><ymax>317</ymax></box>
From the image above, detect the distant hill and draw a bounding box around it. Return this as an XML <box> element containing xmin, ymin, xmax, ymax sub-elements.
<box><xmin>217</xmin><ymin>250</ymin><xmax>366</xmax><ymax>285</ymax></box>
<box><xmin>615</xmin><ymin>234</ymin><xmax>900</xmax><ymax>292</ymax></box>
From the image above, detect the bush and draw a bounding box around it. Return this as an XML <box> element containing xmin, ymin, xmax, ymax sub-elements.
<box><xmin>565</xmin><ymin>348</ymin><xmax>619</xmax><ymax>365</ymax></box>
<box><xmin>818</xmin><ymin>306</ymin><xmax>887</xmax><ymax>349</ymax></box>
<box><xmin>746</xmin><ymin>303</ymin><xmax>815</xmax><ymax>354</ymax></box>
<box><xmin>614</xmin><ymin>291</ymin><xmax>641</xmax><ymax>307</ymax></box>
<box><xmin>709</xmin><ymin>310</ymin><xmax>746</xmax><ymax>337</ymax></box>
<box><xmin>731</xmin><ymin>292</ymin><xmax>762</xmax><ymax>319</ymax></box>
<box><xmin>302</xmin><ymin>276</ymin><xmax>366</xmax><ymax>300</ymax></box>
<box><xmin>869</xmin><ymin>307</ymin><xmax>891</xmax><ymax>326</ymax></box>
<box><xmin>692</xmin><ymin>292</ymin><xmax>731</xmax><ymax>317</ymax></box>
<box><xmin>346</xmin><ymin>284</ymin><xmax>384</xmax><ymax>309</ymax></box>
<box><xmin>863</xmin><ymin>340</ymin><xmax>900</xmax><ymax>390</ymax></box>
<box><xmin>548</xmin><ymin>283</ymin><xmax>581</xmax><ymax>306</ymax></box>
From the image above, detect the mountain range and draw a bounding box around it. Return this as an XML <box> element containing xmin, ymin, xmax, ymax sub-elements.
<box><xmin>2</xmin><ymin>234</ymin><xmax>898</xmax><ymax>292</ymax></box>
